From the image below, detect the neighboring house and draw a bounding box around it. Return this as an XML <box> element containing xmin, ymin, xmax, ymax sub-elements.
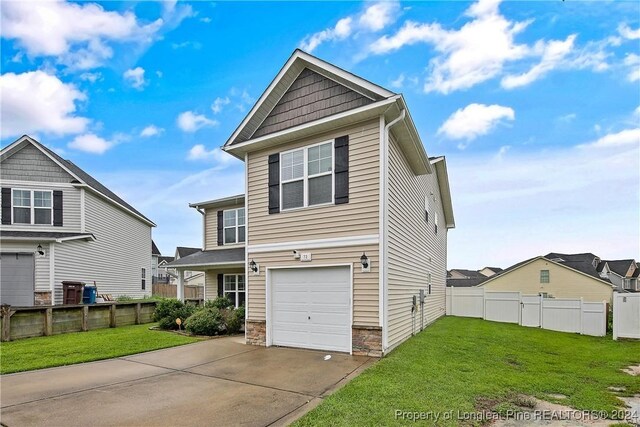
<box><xmin>0</xmin><ymin>135</ymin><xmax>155</xmax><ymax>306</ymax></box>
<box><xmin>155</xmin><ymin>247</ymin><xmax>204</xmax><ymax>286</ymax></box>
<box><xmin>151</xmin><ymin>240</ymin><xmax>161</xmax><ymax>282</ymax></box>
<box><xmin>448</xmin><ymin>269</ymin><xmax>486</xmax><ymax>280</ymax></box>
<box><xmin>479</xmin><ymin>266</ymin><xmax>502</xmax><ymax>277</ymax></box>
<box><xmin>156</xmin><ymin>256</ymin><xmax>176</xmax><ymax>284</ymax></box>
<box><xmin>599</xmin><ymin>259</ymin><xmax>639</xmax><ymax>292</ymax></box>
<box><xmin>479</xmin><ymin>252</ymin><xmax>615</xmax><ymax>302</ymax></box>
<box><xmin>446</xmin><ymin>267</ymin><xmax>502</xmax><ymax>287</ymax></box>
<box><xmin>167</xmin><ymin>49</ymin><xmax>455</xmax><ymax>357</ymax></box>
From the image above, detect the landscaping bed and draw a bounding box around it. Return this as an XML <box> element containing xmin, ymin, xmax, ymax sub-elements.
<box><xmin>295</xmin><ymin>317</ymin><xmax>640</xmax><ymax>426</ymax></box>
<box><xmin>0</xmin><ymin>323</ymin><xmax>199</xmax><ymax>374</ymax></box>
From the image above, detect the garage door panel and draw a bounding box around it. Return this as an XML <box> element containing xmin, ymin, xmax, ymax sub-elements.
<box><xmin>0</xmin><ymin>253</ymin><xmax>35</xmax><ymax>307</ymax></box>
<box><xmin>271</xmin><ymin>266</ymin><xmax>351</xmax><ymax>353</ymax></box>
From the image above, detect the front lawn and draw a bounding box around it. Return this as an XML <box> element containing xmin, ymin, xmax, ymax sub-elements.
<box><xmin>296</xmin><ymin>317</ymin><xmax>640</xmax><ymax>426</ymax></box>
<box><xmin>0</xmin><ymin>324</ymin><xmax>199</xmax><ymax>374</ymax></box>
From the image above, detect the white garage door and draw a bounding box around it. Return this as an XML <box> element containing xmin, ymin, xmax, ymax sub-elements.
<box><xmin>0</xmin><ymin>253</ymin><xmax>35</xmax><ymax>306</ymax></box>
<box><xmin>270</xmin><ymin>266</ymin><xmax>351</xmax><ymax>353</ymax></box>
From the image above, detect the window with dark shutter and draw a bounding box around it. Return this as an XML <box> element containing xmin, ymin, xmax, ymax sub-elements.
<box><xmin>1</xmin><ymin>187</ymin><xmax>11</xmax><ymax>225</ymax></box>
<box><xmin>334</xmin><ymin>135</ymin><xmax>349</xmax><ymax>204</ymax></box>
<box><xmin>217</xmin><ymin>210</ymin><xmax>224</xmax><ymax>246</ymax></box>
<box><xmin>268</xmin><ymin>153</ymin><xmax>280</xmax><ymax>214</ymax></box>
<box><xmin>53</xmin><ymin>190</ymin><xmax>63</xmax><ymax>226</ymax></box>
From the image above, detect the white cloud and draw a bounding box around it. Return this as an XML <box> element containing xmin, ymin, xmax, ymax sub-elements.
<box><xmin>390</xmin><ymin>73</ymin><xmax>405</xmax><ymax>88</ymax></box>
<box><xmin>171</xmin><ymin>41</ymin><xmax>202</xmax><ymax>50</ymax></box>
<box><xmin>187</xmin><ymin>144</ymin><xmax>232</xmax><ymax>163</ymax></box>
<box><xmin>359</xmin><ymin>2</ymin><xmax>400</xmax><ymax>32</ymax></box>
<box><xmin>438</xmin><ymin>103</ymin><xmax>515</xmax><ymax>145</ymax></box>
<box><xmin>623</xmin><ymin>54</ymin><xmax>640</xmax><ymax>82</ymax></box>
<box><xmin>123</xmin><ymin>67</ymin><xmax>146</xmax><ymax>89</ymax></box>
<box><xmin>618</xmin><ymin>23</ymin><xmax>640</xmax><ymax>40</ymax></box>
<box><xmin>79</xmin><ymin>72</ymin><xmax>102</xmax><ymax>83</ymax></box>
<box><xmin>177</xmin><ymin>111</ymin><xmax>218</xmax><ymax>132</ymax></box>
<box><xmin>370</xmin><ymin>0</ymin><xmax>532</xmax><ymax>94</ymax></box>
<box><xmin>200</xmin><ymin>17</ymin><xmax>212</xmax><ymax>24</ymax></box>
<box><xmin>578</xmin><ymin>128</ymin><xmax>640</xmax><ymax>149</ymax></box>
<box><xmin>211</xmin><ymin>96</ymin><xmax>230</xmax><ymax>114</ymax></box>
<box><xmin>0</xmin><ymin>71</ymin><xmax>89</xmax><ymax>139</ymax></box>
<box><xmin>140</xmin><ymin>125</ymin><xmax>164</xmax><ymax>137</ymax></box>
<box><xmin>68</xmin><ymin>133</ymin><xmax>113</xmax><ymax>154</ymax></box>
<box><xmin>501</xmin><ymin>35</ymin><xmax>576</xmax><ymax>89</ymax></box>
<box><xmin>300</xmin><ymin>17</ymin><xmax>353</xmax><ymax>53</ymax></box>
<box><xmin>557</xmin><ymin>113</ymin><xmax>577</xmax><ymax>123</ymax></box>
<box><xmin>1</xmin><ymin>0</ymin><xmax>166</xmax><ymax>70</ymax></box>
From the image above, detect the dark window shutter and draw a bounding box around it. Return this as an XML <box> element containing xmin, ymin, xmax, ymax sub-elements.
<box><xmin>334</xmin><ymin>135</ymin><xmax>349</xmax><ymax>205</ymax></box>
<box><xmin>1</xmin><ymin>187</ymin><xmax>11</xmax><ymax>225</ymax></box>
<box><xmin>53</xmin><ymin>190</ymin><xmax>63</xmax><ymax>226</ymax></box>
<box><xmin>217</xmin><ymin>210</ymin><xmax>224</xmax><ymax>246</ymax></box>
<box><xmin>268</xmin><ymin>153</ymin><xmax>280</xmax><ymax>214</ymax></box>
<box><xmin>217</xmin><ymin>274</ymin><xmax>224</xmax><ymax>298</ymax></box>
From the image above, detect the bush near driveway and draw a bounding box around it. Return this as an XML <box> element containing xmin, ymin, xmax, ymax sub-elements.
<box><xmin>154</xmin><ymin>297</ymin><xmax>245</xmax><ymax>336</ymax></box>
<box><xmin>153</xmin><ymin>298</ymin><xmax>197</xmax><ymax>330</ymax></box>
<box><xmin>295</xmin><ymin>317</ymin><xmax>640</xmax><ymax>427</ymax></box>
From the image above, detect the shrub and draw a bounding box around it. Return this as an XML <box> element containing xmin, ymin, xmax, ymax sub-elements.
<box><xmin>153</xmin><ymin>298</ymin><xmax>196</xmax><ymax>330</ymax></box>
<box><xmin>228</xmin><ymin>306</ymin><xmax>245</xmax><ymax>334</ymax></box>
<box><xmin>205</xmin><ymin>296</ymin><xmax>234</xmax><ymax>310</ymax></box>
<box><xmin>116</xmin><ymin>295</ymin><xmax>133</xmax><ymax>301</ymax></box>
<box><xmin>184</xmin><ymin>308</ymin><xmax>224</xmax><ymax>336</ymax></box>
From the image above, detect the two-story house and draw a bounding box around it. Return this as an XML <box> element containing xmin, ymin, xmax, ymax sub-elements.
<box><xmin>0</xmin><ymin>135</ymin><xmax>155</xmax><ymax>306</ymax></box>
<box><xmin>167</xmin><ymin>50</ymin><xmax>455</xmax><ymax>357</ymax></box>
<box><xmin>598</xmin><ymin>259</ymin><xmax>639</xmax><ymax>292</ymax></box>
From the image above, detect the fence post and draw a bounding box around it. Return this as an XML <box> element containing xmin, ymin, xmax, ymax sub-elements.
<box><xmin>44</xmin><ymin>308</ymin><xmax>53</xmax><ymax>336</ymax></box>
<box><xmin>579</xmin><ymin>297</ymin><xmax>584</xmax><ymax>335</ymax></box>
<box><xmin>612</xmin><ymin>292</ymin><xmax>618</xmax><ymax>340</ymax></box>
<box><xmin>109</xmin><ymin>303</ymin><xmax>117</xmax><ymax>328</ymax></box>
<box><xmin>517</xmin><ymin>292</ymin><xmax>522</xmax><ymax>326</ymax></box>
<box><xmin>482</xmin><ymin>288</ymin><xmax>486</xmax><ymax>320</ymax></box>
<box><xmin>82</xmin><ymin>306</ymin><xmax>89</xmax><ymax>332</ymax></box>
<box><xmin>539</xmin><ymin>294</ymin><xmax>544</xmax><ymax>328</ymax></box>
<box><xmin>135</xmin><ymin>303</ymin><xmax>141</xmax><ymax>325</ymax></box>
<box><xmin>1</xmin><ymin>305</ymin><xmax>14</xmax><ymax>342</ymax></box>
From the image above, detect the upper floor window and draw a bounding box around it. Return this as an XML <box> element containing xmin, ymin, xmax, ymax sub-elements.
<box><xmin>540</xmin><ymin>270</ymin><xmax>550</xmax><ymax>283</ymax></box>
<box><xmin>12</xmin><ymin>189</ymin><xmax>52</xmax><ymax>225</ymax></box>
<box><xmin>224</xmin><ymin>208</ymin><xmax>245</xmax><ymax>244</ymax></box>
<box><xmin>141</xmin><ymin>268</ymin><xmax>146</xmax><ymax>290</ymax></box>
<box><xmin>434</xmin><ymin>212</ymin><xmax>439</xmax><ymax>234</ymax></box>
<box><xmin>424</xmin><ymin>197</ymin><xmax>429</xmax><ymax>223</ymax></box>
<box><xmin>281</xmin><ymin>141</ymin><xmax>333</xmax><ymax>210</ymax></box>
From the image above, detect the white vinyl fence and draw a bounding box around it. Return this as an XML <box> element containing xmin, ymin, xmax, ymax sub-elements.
<box><xmin>613</xmin><ymin>293</ymin><xmax>640</xmax><ymax>340</ymax></box>
<box><xmin>446</xmin><ymin>287</ymin><xmax>607</xmax><ymax>337</ymax></box>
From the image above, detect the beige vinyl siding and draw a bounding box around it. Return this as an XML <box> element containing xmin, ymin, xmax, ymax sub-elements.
<box><xmin>482</xmin><ymin>258</ymin><xmax>614</xmax><ymax>302</ymax></box>
<box><xmin>0</xmin><ymin>241</ymin><xmax>50</xmax><ymax>292</ymax></box>
<box><xmin>53</xmin><ymin>191</ymin><xmax>152</xmax><ymax>303</ymax></box>
<box><xmin>386</xmin><ymin>135</ymin><xmax>447</xmax><ymax>350</ymax></box>
<box><xmin>0</xmin><ymin>183</ymin><xmax>82</xmax><ymax>232</ymax></box>
<box><xmin>203</xmin><ymin>202</ymin><xmax>245</xmax><ymax>250</ymax></box>
<box><xmin>247</xmin><ymin>244</ymin><xmax>379</xmax><ymax>326</ymax></box>
<box><xmin>204</xmin><ymin>267</ymin><xmax>245</xmax><ymax>300</ymax></box>
<box><xmin>246</xmin><ymin>119</ymin><xmax>380</xmax><ymax>245</ymax></box>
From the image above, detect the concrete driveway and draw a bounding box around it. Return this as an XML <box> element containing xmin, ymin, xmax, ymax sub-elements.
<box><xmin>0</xmin><ymin>336</ymin><xmax>373</xmax><ymax>427</ymax></box>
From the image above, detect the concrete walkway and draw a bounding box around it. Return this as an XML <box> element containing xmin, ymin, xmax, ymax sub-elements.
<box><xmin>0</xmin><ymin>336</ymin><xmax>373</xmax><ymax>427</ymax></box>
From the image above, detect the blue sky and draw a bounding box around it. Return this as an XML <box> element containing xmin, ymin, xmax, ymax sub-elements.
<box><xmin>1</xmin><ymin>0</ymin><xmax>639</xmax><ymax>268</ymax></box>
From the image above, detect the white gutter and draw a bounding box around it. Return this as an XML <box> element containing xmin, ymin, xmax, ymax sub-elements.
<box><xmin>380</xmin><ymin>108</ymin><xmax>405</xmax><ymax>353</ymax></box>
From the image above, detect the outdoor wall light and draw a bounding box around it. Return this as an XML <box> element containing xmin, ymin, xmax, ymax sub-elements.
<box><xmin>249</xmin><ymin>259</ymin><xmax>258</xmax><ymax>273</ymax></box>
<box><xmin>37</xmin><ymin>244</ymin><xmax>45</xmax><ymax>256</ymax></box>
<box><xmin>360</xmin><ymin>253</ymin><xmax>370</xmax><ymax>272</ymax></box>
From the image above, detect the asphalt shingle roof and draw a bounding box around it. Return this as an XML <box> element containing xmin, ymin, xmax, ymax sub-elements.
<box><xmin>176</xmin><ymin>247</ymin><xmax>201</xmax><ymax>258</ymax></box>
<box><xmin>603</xmin><ymin>259</ymin><xmax>635</xmax><ymax>277</ymax></box>
<box><xmin>166</xmin><ymin>248</ymin><xmax>245</xmax><ymax>268</ymax></box>
<box><xmin>447</xmin><ymin>277</ymin><xmax>488</xmax><ymax>287</ymax></box>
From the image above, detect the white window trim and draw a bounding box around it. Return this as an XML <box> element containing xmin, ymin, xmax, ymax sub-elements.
<box><xmin>223</xmin><ymin>207</ymin><xmax>246</xmax><ymax>245</ymax></box>
<box><xmin>223</xmin><ymin>274</ymin><xmax>246</xmax><ymax>307</ymax></box>
<box><xmin>280</xmin><ymin>140</ymin><xmax>335</xmax><ymax>212</ymax></box>
<box><xmin>540</xmin><ymin>269</ymin><xmax>550</xmax><ymax>284</ymax></box>
<box><xmin>11</xmin><ymin>188</ymin><xmax>53</xmax><ymax>226</ymax></box>
<box><xmin>141</xmin><ymin>267</ymin><xmax>146</xmax><ymax>290</ymax></box>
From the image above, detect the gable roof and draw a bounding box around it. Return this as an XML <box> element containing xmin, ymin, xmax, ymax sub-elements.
<box><xmin>222</xmin><ymin>49</ymin><xmax>432</xmax><ymax>176</ymax></box>
<box><xmin>158</xmin><ymin>256</ymin><xmax>175</xmax><ymax>265</ymax></box>
<box><xmin>447</xmin><ymin>277</ymin><xmax>488</xmax><ymax>287</ymax></box>
<box><xmin>479</xmin><ymin>254</ymin><xmax>614</xmax><ymax>288</ymax></box>
<box><xmin>543</xmin><ymin>252</ymin><xmax>603</xmax><ymax>280</ymax></box>
<box><xmin>176</xmin><ymin>247</ymin><xmax>201</xmax><ymax>258</ymax></box>
<box><xmin>152</xmin><ymin>240</ymin><xmax>161</xmax><ymax>256</ymax></box>
<box><xmin>482</xmin><ymin>267</ymin><xmax>503</xmax><ymax>273</ymax></box>
<box><xmin>449</xmin><ymin>269</ymin><xmax>486</xmax><ymax>279</ymax></box>
<box><xmin>1</xmin><ymin>136</ymin><xmax>155</xmax><ymax>227</ymax></box>
<box><xmin>603</xmin><ymin>259</ymin><xmax>636</xmax><ymax>277</ymax></box>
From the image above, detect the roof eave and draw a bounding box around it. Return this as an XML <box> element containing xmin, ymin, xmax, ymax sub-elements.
<box><xmin>430</xmin><ymin>156</ymin><xmax>455</xmax><ymax>229</ymax></box>
<box><xmin>189</xmin><ymin>194</ymin><xmax>246</xmax><ymax>210</ymax></box>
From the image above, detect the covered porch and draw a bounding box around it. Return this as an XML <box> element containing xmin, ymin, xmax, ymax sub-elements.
<box><xmin>165</xmin><ymin>247</ymin><xmax>245</xmax><ymax>305</ymax></box>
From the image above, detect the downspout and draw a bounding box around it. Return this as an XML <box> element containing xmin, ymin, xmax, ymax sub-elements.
<box><xmin>193</xmin><ymin>205</ymin><xmax>206</xmax><ymax>301</ymax></box>
<box><xmin>380</xmin><ymin>108</ymin><xmax>405</xmax><ymax>353</ymax></box>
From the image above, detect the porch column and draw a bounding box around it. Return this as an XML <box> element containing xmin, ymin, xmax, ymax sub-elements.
<box><xmin>177</xmin><ymin>269</ymin><xmax>185</xmax><ymax>302</ymax></box>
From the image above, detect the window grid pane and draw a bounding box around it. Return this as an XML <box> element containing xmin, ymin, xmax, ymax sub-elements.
<box><xmin>282</xmin><ymin>181</ymin><xmax>304</xmax><ymax>210</ymax></box>
<box><xmin>13</xmin><ymin>190</ymin><xmax>31</xmax><ymax>207</ymax></box>
<box><xmin>34</xmin><ymin>209</ymin><xmax>51</xmax><ymax>225</ymax></box>
<box><xmin>13</xmin><ymin>207</ymin><xmax>30</xmax><ymax>224</ymax></box>
<box><xmin>237</xmin><ymin>226</ymin><xmax>245</xmax><ymax>243</ymax></box>
<box><xmin>223</xmin><ymin>210</ymin><xmax>236</xmax><ymax>227</ymax></box>
<box><xmin>308</xmin><ymin>175</ymin><xmax>332</xmax><ymax>205</ymax></box>
<box><xmin>34</xmin><ymin>191</ymin><xmax>51</xmax><ymax>208</ymax></box>
<box><xmin>224</xmin><ymin>228</ymin><xmax>236</xmax><ymax>244</ymax></box>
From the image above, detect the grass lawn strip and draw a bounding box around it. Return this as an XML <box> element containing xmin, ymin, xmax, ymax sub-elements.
<box><xmin>295</xmin><ymin>317</ymin><xmax>640</xmax><ymax>426</ymax></box>
<box><xmin>0</xmin><ymin>323</ymin><xmax>200</xmax><ymax>374</ymax></box>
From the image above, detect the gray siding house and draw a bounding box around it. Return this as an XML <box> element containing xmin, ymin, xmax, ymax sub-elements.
<box><xmin>0</xmin><ymin>135</ymin><xmax>156</xmax><ymax>306</ymax></box>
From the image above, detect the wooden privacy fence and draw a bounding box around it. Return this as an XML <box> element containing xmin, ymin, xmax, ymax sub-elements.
<box><xmin>152</xmin><ymin>283</ymin><xmax>203</xmax><ymax>300</ymax></box>
<box><xmin>446</xmin><ymin>287</ymin><xmax>607</xmax><ymax>337</ymax></box>
<box><xmin>613</xmin><ymin>293</ymin><xmax>640</xmax><ymax>340</ymax></box>
<box><xmin>0</xmin><ymin>301</ymin><xmax>157</xmax><ymax>342</ymax></box>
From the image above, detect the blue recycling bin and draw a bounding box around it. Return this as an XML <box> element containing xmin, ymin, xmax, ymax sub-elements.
<box><xmin>83</xmin><ymin>286</ymin><xmax>97</xmax><ymax>304</ymax></box>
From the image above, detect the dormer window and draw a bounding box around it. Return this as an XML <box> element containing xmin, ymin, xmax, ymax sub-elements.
<box><xmin>12</xmin><ymin>189</ymin><xmax>52</xmax><ymax>225</ymax></box>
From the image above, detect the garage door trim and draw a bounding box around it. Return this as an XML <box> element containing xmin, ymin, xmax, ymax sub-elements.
<box><xmin>266</xmin><ymin>263</ymin><xmax>353</xmax><ymax>354</ymax></box>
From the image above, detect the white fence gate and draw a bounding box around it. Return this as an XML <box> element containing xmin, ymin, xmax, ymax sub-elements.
<box><xmin>446</xmin><ymin>287</ymin><xmax>607</xmax><ymax>337</ymax></box>
<box><xmin>613</xmin><ymin>293</ymin><xmax>640</xmax><ymax>340</ymax></box>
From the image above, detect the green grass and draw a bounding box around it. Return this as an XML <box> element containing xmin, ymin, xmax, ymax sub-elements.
<box><xmin>0</xmin><ymin>324</ymin><xmax>199</xmax><ymax>374</ymax></box>
<box><xmin>296</xmin><ymin>317</ymin><xmax>640</xmax><ymax>426</ymax></box>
